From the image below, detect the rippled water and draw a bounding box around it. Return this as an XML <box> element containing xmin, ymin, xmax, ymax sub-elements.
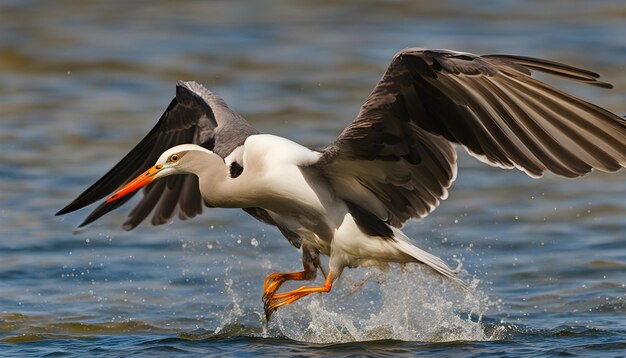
<box><xmin>1</xmin><ymin>1</ymin><xmax>625</xmax><ymax>356</ymax></box>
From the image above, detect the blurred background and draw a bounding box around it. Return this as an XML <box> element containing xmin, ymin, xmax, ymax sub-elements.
<box><xmin>1</xmin><ymin>0</ymin><xmax>625</xmax><ymax>356</ymax></box>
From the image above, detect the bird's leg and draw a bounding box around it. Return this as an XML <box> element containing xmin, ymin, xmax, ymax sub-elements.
<box><xmin>262</xmin><ymin>249</ymin><xmax>319</xmax><ymax>312</ymax></box>
<box><xmin>263</xmin><ymin>270</ymin><xmax>311</xmax><ymax>301</ymax></box>
<box><xmin>264</xmin><ymin>272</ymin><xmax>334</xmax><ymax>320</ymax></box>
<box><xmin>315</xmin><ymin>256</ymin><xmax>327</xmax><ymax>280</ymax></box>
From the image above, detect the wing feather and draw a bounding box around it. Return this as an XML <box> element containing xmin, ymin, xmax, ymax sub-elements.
<box><xmin>317</xmin><ymin>48</ymin><xmax>626</xmax><ymax>227</ymax></box>
<box><xmin>57</xmin><ymin>81</ymin><xmax>258</xmax><ymax>229</ymax></box>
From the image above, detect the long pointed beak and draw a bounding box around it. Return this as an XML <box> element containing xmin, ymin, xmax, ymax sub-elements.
<box><xmin>106</xmin><ymin>165</ymin><xmax>162</xmax><ymax>203</ymax></box>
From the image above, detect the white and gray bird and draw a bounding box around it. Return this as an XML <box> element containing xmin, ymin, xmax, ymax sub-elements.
<box><xmin>57</xmin><ymin>48</ymin><xmax>626</xmax><ymax>319</ymax></box>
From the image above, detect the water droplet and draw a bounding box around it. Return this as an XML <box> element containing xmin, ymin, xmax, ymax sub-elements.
<box><xmin>250</xmin><ymin>238</ymin><xmax>259</xmax><ymax>247</ymax></box>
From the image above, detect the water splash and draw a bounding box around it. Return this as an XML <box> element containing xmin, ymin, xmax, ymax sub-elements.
<box><xmin>214</xmin><ymin>268</ymin><xmax>245</xmax><ymax>334</ymax></box>
<box><xmin>259</xmin><ymin>265</ymin><xmax>504</xmax><ymax>343</ymax></box>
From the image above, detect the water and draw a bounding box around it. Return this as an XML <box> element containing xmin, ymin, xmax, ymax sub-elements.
<box><xmin>1</xmin><ymin>1</ymin><xmax>625</xmax><ymax>356</ymax></box>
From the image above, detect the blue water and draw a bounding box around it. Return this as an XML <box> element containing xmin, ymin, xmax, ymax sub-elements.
<box><xmin>1</xmin><ymin>1</ymin><xmax>625</xmax><ymax>356</ymax></box>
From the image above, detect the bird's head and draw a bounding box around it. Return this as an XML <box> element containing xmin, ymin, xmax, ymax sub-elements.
<box><xmin>106</xmin><ymin>144</ymin><xmax>211</xmax><ymax>203</ymax></box>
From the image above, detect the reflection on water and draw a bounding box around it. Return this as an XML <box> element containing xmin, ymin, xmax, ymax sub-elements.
<box><xmin>1</xmin><ymin>0</ymin><xmax>626</xmax><ymax>356</ymax></box>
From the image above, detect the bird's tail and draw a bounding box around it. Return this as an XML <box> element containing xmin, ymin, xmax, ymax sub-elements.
<box><xmin>391</xmin><ymin>227</ymin><xmax>466</xmax><ymax>288</ymax></box>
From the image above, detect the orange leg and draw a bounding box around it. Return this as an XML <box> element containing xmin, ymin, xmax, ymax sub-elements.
<box><xmin>264</xmin><ymin>272</ymin><xmax>333</xmax><ymax>320</ymax></box>
<box><xmin>262</xmin><ymin>249</ymin><xmax>325</xmax><ymax>308</ymax></box>
<box><xmin>263</xmin><ymin>271</ymin><xmax>309</xmax><ymax>304</ymax></box>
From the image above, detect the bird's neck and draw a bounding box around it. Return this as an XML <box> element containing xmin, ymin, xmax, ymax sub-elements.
<box><xmin>185</xmin><ymin>150</ymin><xmax>253</xmax><ymax>208</ymax></box>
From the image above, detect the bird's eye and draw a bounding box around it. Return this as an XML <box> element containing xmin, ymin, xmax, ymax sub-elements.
<box><xmin>170</xmin><ymin>154</ymin><xmax>180</xmax><ymax>162</ymax></box>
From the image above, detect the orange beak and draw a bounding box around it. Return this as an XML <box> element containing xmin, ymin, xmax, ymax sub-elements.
<box><xmin>106</xmin><ymin>164</ymin><xmax>162</xmax><ymax>203</ymax></box>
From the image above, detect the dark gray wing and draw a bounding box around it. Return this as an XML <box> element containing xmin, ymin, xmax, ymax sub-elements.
<box><xmin>316</xmin><ymin>48</ymin><xmax>626</xmax><ymax>227</ymax></box>
<box><xmin>56</xmin><ymin>81</ymin><xmax>258</xmax><ymax>229</ymax></box>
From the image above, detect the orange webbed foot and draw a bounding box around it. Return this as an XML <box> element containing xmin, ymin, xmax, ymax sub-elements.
<box><xmin>262</xmin><ymin>271</ymin><xmax>307</xmax><ymax>306</ymax></box>
<box><xmin>264</xmin><ymin>273</ymin><xmax>333</xmax><ymax>320</ymax></box>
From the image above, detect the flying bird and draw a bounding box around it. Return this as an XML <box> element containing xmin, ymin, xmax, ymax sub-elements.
<box><xmin>57</xmin><ymin>48</ymin><xmax>626</xmax><ymax>319</ymax></box>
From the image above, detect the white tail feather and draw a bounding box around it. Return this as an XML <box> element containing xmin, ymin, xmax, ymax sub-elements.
<box><xmin>391</xmin><ymin>228</ymin><xmax>466</xmax><ymax>288</ymax></box>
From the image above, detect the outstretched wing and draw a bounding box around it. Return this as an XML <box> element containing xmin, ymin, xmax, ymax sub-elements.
<box><xmin>56</xmin><ymin>81</ymin><xmax>258</xmax><ymax>229</ymax></box>
<box><xmin>317</xmin><ymin>48</ymin><xmax>626</xmax><ymax>227</ymax></box>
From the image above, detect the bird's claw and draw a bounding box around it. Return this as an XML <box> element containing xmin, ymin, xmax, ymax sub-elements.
<box><xmin>262</xmin><ymin>273</ymin><xmax>334</xmax><ymax>321</ymax></box>
<box><xmin>263</xmin><ymin>291</ymin><xmax>308</xmax><ymax>320</ymax></box>
<box><xmin>262</xmin><ymin>281</ymin><xmax>300</xmax><ymax>321</ymax></box>
<box><xmin>262</xmin><ymin>290</ymin><xmax>278</xmax><ymax>320</ymax></box>
<box><xmin>262</xmin><ymin>269</ymin><xmax>331</xmax><ymax>321</ymax></box>
<box><xmin>263</xmin><ymin>297</ymin><xmax>277</xmax><ymax>321</ymax></box>
<box><xmin>262</xmin><ymin>273</ymin><xmax>289</xmax><ymax>321</ymax></box>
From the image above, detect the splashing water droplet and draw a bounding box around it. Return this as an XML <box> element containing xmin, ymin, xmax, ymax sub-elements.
<box><xmin>263</xmin><ymin>266</ymin><xmax>503</xmax><ymax>343</ymax></box>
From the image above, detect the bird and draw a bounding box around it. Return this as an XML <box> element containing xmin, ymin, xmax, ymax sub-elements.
<box><xmin>57</xmin><ymin>48</ymin><xmax>626</xmax><ymax>320</ymax></box>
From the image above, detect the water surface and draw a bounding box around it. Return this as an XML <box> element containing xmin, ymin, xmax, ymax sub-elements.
<box><xmin>1</xmin><ymin>1</ymin><xmax>625</xmax><ymax>356</ymax></box>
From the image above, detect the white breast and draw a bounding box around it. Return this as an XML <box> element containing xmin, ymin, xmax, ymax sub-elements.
<box><xmin>241</xmin><ymin>135</ymin><xmax>327</xmax><ymax>210</ymax></box>
<box><xmin>243</xmin><ymin>134</ymin><xmax>322</xmax><ymax>166</ymax></box>
<box><xmin>240</xmin><ymin>134</ymin><xmax>345</xmax><ymax>245</ymax></box>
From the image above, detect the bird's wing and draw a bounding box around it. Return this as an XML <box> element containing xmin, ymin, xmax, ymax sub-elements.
<box><xmin>57</xmin><ymin>81</ymin><xmax>258</xmax><ymax>229</ymax></box>
<box><xmin>316</xmin><ymin>48</ymin><xmax>626</xmax><ymax>227</ymax></box>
